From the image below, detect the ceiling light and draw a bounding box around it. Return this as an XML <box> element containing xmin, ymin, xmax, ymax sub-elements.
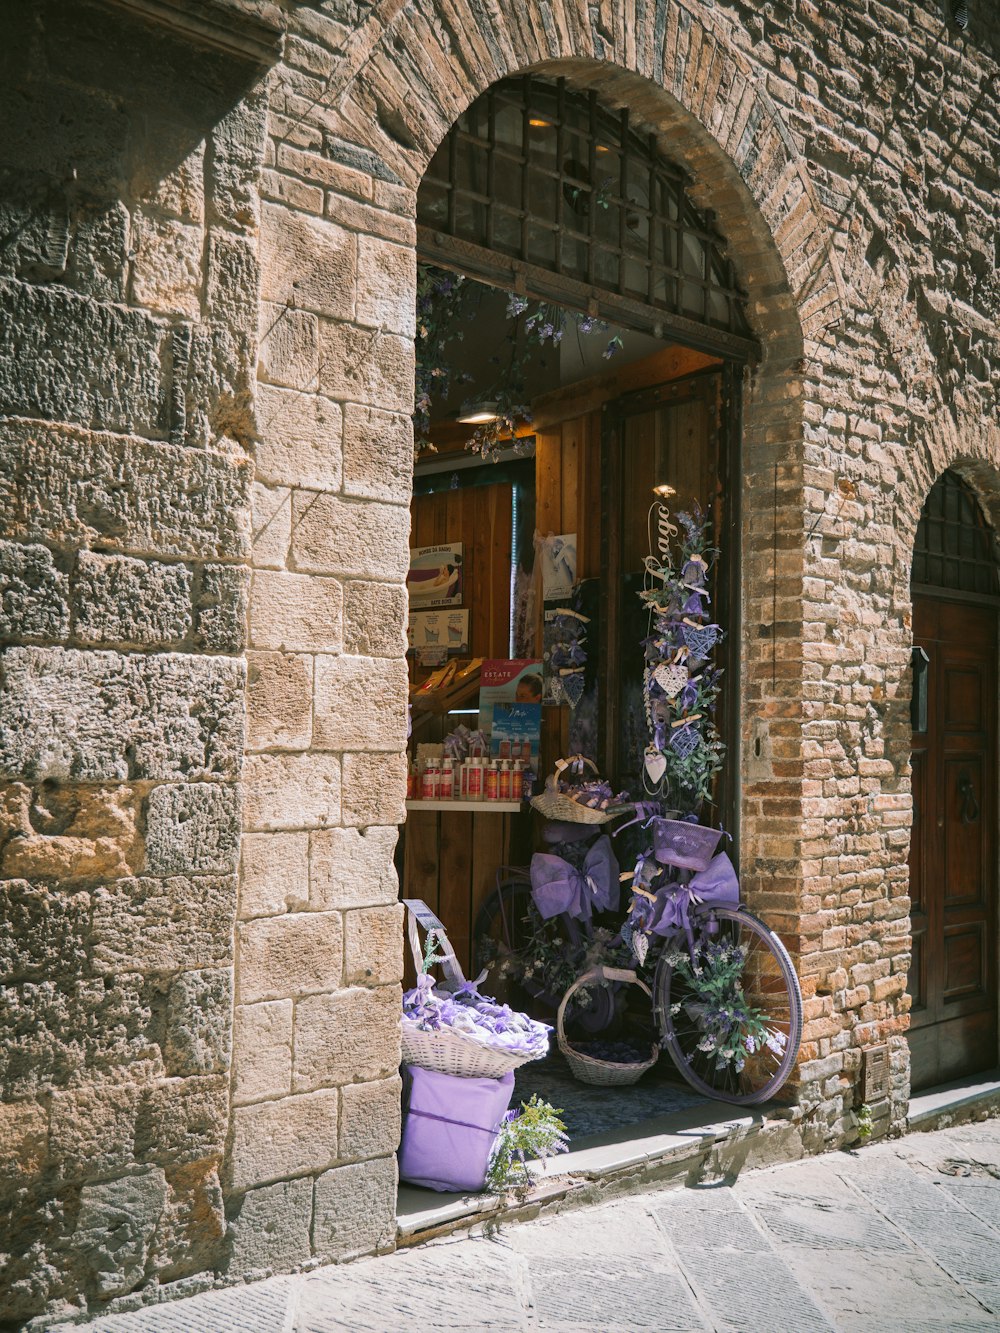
<box><xmin>652</xmin><ymin>484</ymin><xmax>677</xmax><ymax>499</ymax></box>
<box><xmin>529</xmin><ymin>118</ymin><xmax>551</xmax><ymax>128</ymax></box>
<box><xmin>457</xmin><ymin>401</ymin><xmax>500</xmax><ymax>424</ymax></box>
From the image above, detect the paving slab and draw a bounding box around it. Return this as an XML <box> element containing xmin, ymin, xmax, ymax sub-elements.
<box><xmin>51</xmin><ymin>1118</ymin><xmax>1000</xmax><ymax>1333</ymax></box>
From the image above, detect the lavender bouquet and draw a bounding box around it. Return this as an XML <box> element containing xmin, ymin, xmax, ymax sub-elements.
<box><xmin>402</xmin><ymin>974</ymin><xmax>551</xmax><ymax>1061</ymax></box>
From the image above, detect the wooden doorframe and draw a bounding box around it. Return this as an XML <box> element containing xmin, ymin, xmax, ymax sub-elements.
<box><xmin>908</xmin><ymin>584</ymin><xmax>1000</xmax><ymax>1088</ymax></box>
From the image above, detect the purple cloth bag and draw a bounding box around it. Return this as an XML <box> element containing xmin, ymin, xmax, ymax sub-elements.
<box><xmin>398</xmin><ymin>1064</ymin><xmax>515</xmax><ymax>1192</ymax></box>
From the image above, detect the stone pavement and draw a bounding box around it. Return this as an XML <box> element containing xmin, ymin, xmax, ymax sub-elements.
<box><xmin>54</xmin><ymin>1119</ymin><xmax>1000</xmax><ymax>1332</ymax></box>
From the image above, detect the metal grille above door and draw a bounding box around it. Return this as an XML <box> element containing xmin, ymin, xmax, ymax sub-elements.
<box><xmin>417</xmin><ymin>76</ymin><xmax>755</xmax><ymax>361</ymax></box>
<box><xmin>912</xmin><ymin>469</ymin><xmax>1000</xmax><ymax>596</ymax></box>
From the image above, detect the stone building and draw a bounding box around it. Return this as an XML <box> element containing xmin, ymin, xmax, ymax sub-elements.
<box><xmin>0</xmin><ymin>0</ymin><xmax>998</xmax><ymax>1320</ymax></box>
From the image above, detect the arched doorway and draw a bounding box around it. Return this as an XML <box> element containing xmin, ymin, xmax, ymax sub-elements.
<box><xmin>908</xmin><ymin>469</ymin><xmax>1000</xmax><ymax>1090</ymax></box>
<box><xmin>402</xmin><ymin>74</ymin><xmax>754</xmax><ymax>980</ymax></box>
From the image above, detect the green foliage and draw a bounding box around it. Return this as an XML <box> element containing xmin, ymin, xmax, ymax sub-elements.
<box><xmin>485</xmin><ymin>1095</ymin><xmax>569</xmax><ymax>1197</ymax></box>
<box><xmin>856</xmin><ymin>1103</ymin><xmax>874</xmax><ymax>1140</ymax></box>
<box><xmin>666</xmin><ymin>938</ymin><xmax>783</xmax><ymax>1073</ymax></box>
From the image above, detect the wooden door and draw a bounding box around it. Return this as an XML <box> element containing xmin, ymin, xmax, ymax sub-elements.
<box><xmin>908</xmin><ymin>595</ymin><xmax>999</xmax><ymax>1090</ymax></box>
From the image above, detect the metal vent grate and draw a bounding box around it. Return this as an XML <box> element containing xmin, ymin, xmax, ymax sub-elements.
<box><xmin>862</xmin><ymin>1044</ymin><xmax>890</xmax><ymax>1102</ymax></box>
<box><xmin>912</xmin><ymin>469</ymin><xmax>1000</xmax><ymax>596</ymax></box>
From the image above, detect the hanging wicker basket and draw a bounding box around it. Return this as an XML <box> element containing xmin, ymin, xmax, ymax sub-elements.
<box><xmin>530</xmin><ymin>755</ymin><xmax>615</xmax><ymax>825</ymax></box>
<box><xmin>557</xmin><ymin>966</ymin><xmax>658</xmax><ymax>1086</ymax></box>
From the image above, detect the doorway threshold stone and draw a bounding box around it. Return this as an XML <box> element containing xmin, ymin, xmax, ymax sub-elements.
<box><xmin>396</xmin><ymin>1095</ymin><xmax>805</xmax><ymax>1246</ymax></box>
<box><xmin>907</xmin><ymin>1070</ymin><xmax>1000</xmax><ymax>1132</ymax></box>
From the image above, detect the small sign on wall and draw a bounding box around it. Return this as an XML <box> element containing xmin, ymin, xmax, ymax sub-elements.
<box><xmin>407</xmin><ymin>543</ymin><xmax>464</xmax><ymax>607</ymax></box>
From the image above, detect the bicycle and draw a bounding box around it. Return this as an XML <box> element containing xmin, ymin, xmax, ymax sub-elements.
<box><xmin>473</xmin><ymin>802</ymin><xmax>803</xmax><ymax>1106</ymax></box>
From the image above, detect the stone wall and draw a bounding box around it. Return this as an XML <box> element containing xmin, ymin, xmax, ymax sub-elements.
<box><xmin>2</xmin><ymin>0</ymin><xmax>999</xmax><ymax>1319</ymax></box>
<box><xmin>0</xmin><ymin>1</ymin><xmax>262</xmax><ymax>1319</ymax></box>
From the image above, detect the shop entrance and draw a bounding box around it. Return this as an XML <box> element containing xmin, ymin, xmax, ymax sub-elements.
<box><xmin>399</xmin><ymin>72</ymin><xmax>759</xmax><ymax>1164</ymax></box>
<box><xmin>908</xmin><ymin>471</ymin><xmax>1000</xmax><ymax>1091</ymax></box>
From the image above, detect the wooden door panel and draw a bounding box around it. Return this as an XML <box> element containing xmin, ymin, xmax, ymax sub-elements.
<box><xmin>944</xmin><ymin>665</ymin><xmax>985</xmax><ymax>731</ymax></box>
<box><xmin>908</xmin><ymin>594</ymin><xmax>998</xmax><ymax>1090</ymax></box>
<box><xmin>943</xmin><ymin>924</ymin><xmax>988</xmax><ymax>1003</ymax></box>
<box><xmin>943</xmin><ymin>755</ymin><xmax>985</xmax><ymax>906</ymax></box>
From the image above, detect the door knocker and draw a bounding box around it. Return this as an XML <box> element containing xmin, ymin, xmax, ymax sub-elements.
<box><xmin>957</xmin><ymin>773</ymin><xmax>980</xmax><ymax>825</ymax></box>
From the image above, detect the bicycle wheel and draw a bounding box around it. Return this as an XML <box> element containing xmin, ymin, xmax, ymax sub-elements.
<box><xmin>473</xmin><ymin>878</ymin><xmax>548</xmax><ymax>1010</ymax></box>
<box><xmin>654</xmin><ymin>904</ymin><xmax>802</xmax><ymax>1105</ymax></box>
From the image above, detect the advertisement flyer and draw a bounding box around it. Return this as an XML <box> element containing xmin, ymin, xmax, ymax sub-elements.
<box><xmin>477</xmin><ymin>659</ymin><xmax>543</xmax><ymax>737</ymax></box>
<box><xmin>490</xmin><ymin>702</ymin><xmax>541</xmax><ymax>771</ymax></box>
<box><xmin>408</xmin><ymin>608</ymin><xmax>470</xmax><ymax>655</ymax></box>
<box><xmin>407</xmin><ymin>543</ymin><xmax>464</xmax><ymax>608</ymax></box>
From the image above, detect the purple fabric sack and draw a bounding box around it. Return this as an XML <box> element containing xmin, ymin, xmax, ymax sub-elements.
<box><xmin>398</xmin><ymin>1064</ymin><xmax>515</xmax><ymax>1193</ymax></box>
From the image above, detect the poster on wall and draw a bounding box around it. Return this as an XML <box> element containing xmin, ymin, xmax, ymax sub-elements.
<box><xmin>407</xmin><ymin>543</ymin><xmax>464</xmax><ymax>607</ymax></box>
<box><xmin>477</xmin><ymin>659</ymin><xmax>543</xmax><ymax>737</ymax></box>
<box><xmin>538</xmin><ymin>532</ymin><xmax>577</xmax><ymax>602</ymax></box>
<box><xmin>490</xmin><ymin>702</ymin><xmax>542</xmax><ymax>772</ymax></box>
<box><xmin>408</xmin><ymin>608</ymin><xmax>470</xmax><ymax>656</ymax></box>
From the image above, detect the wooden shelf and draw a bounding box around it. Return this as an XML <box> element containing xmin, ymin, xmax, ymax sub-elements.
<box><xmin>405</xmin><ymin>799</ymin><xmax>523</xmax><ymax>813</ymax></box>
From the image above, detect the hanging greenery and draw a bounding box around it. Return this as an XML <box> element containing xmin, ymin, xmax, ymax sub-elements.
<box><xmin>414</xmin><ymin>263</ymin><xmax>624</xmax><ymax>460</ymax></box>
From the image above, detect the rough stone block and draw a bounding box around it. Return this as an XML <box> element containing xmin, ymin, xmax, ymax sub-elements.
<box><xmin>194</xmin><ymin>563</ymin><xmax>249</xmax><ymax>654</ymax></box>
<box><xmin>144</xmin><ymin>782</ymin><xmax>241</xmax><ymax>876</ymax></box>
<box><xmin>341</xmin><ymin>751</ymin><xmax>406</xmax><ymax>827</ymax></box>
<box><xmin>230</xmin><ymin>1088</ymin><xmax>339</xmax><ymax>1190</ymax></box>
<box><xmin>156</xmin><ymin>1156</ymin><xmax>226</xmax><ymax>1282</ymax></box>
<box><xmin>249</xmin><ymin>570</ymin><xmax>343</xmax><ymax>653</ymax></box>
<box><xmin>247</xmin><ymin>651</ymin><xmax>313</xmax><ymax>752</ymax></box>
<box><xmin>238</xmin><ymin>911</ymin><xmax>342</xmax><ymax>1003</ymax></box>
<box><xmin>243</xmin><ymin>752</ymin><xmax>341</xmax><ymax>832</ymax></box>
<box><xmin>0</xmin><ymin>419</ymin><xmax>253</xmax><ymax>560</ymax></box>
<box><xmin>343</xmin><ymin>581</ymin><xmax>408</xmax><ymax>658</ymax></box>
<box><xmin>291</xmin><ymin>492</ymin><xmax>410</xmax><ymax>580</ymax></box>
<box><xmin>312</xmin><ymin>1156</ymin><xmax>397</xmax><ymax>1261</ymax></box>
<box><xmin>141</xmin><ymin>1076</ymin><xmax>230</xmax><ymax>1168</ymax></box>
<box><xmin>233</xmin><ymin>999</ymin><xmax>293</xmax><ymax>1104</ymax></box>
<box><xmin>261</xmin><ymin>204</ymin><xmax>355</xmax><ymax>317</ymax></box>
<box><xmin>293</xmin><ymin>985</ymin><xmax>401</xmax><ymax>1091</ymax></box>
<box><xmin>179</xmin><ymin>320</ymin><xmax>256</xmax><ymax>451</ymax></box>
<box><xmin>343</xmin><ymin>904</ymin><xmax>403</xmax><ymax>986</ymax></box>
<box><xmin>0</xmin><ymin>972</ymin><xmax>156</xmax><ymax>1098</ymax></box>
<box><xmin>206</xmin><ymin>230</ymin><xmax>260</xmax><ymax>333</ymax></box>
<box><xmin>355</xmin><ymin>234</ymin><xmax>415</xmax><ymax>337</ymax></box>
<box><xmin>0</xmin><ymin>879</ymin><xmax>91</xmax><ymax>982</ymax></box>
<box><xmin>254</xmin><ymin>384</ymin><xmax>343</xmax><ymax>491</ymax></box>
<box><xmin>313</xmin><ymin>654</ymin><xmax>408</xmax><ymax>752</ymax></box>
<box><xmin>309</xmin><ymin>825</ymin><xmax>399</xmax><ymax>911</ymax></box>
<box><xmin>49</xmin><ymin>1080</ymin><xmax>144</xmax><ymax>1179</ymax></box>
<box><xmin>340</xmin><ymin>1074</ymin><xmax>402</xmax><ymax>1163</ymax></box>
<box><xmin>0</xmin><ymin>1099</ymin><xmax>49</xmax><ymax>1189</ymax></box>
<box><xmin>1</xmin><ymin>781</ymin><xmax>142</xmax><ymax>883</ymax></box>
<box><xmin>240</xmin><ymin>831</ymin><xmax>309</xmax><ymax>918</ymax></box>
<box><xmin>131</xmin><ymin>210</ymin><xmax>203</xmax><ymax>319</ymax></box>
<box><xmin>68</xmin><ymin>200</ymin><xmax>131</xmax><ymax>302</ymax></box>
<box><xmin>72</xmin><ymin>1167</ymin><xmax>169</xmax><ymax>1298</ymax></box>
<box><xmin>73</xmin><ymin>551</ymin><xmax>192</xmax><ymax>648</ymax></box>
<box><xmin>91</xmin><ymin>875</ymin><xmax>237</xmax><ymax>975</ymax></box>
<box><xmin>0</xmin><ymin>540</ymin><xmax>70</xmax><ymax>643</ymax></box>
<box><xmin>342</xmin><ymin>404</ymin><xmax>413</xmax><ymax>503</ymax></box>
<box><xmin>317</xmin><ymin>321</ymin><xmax>414</xmax><ymax>414</ymax></box>
<box><xmin>257</xmin><ymin>303</ymin><xmax>319</xmax><ymax>388</ymax></box>
<box><xmin>210</xmin><ymin>89</ymin><xmax>267</xmax><ymax>231</ymax></box>
<box><xmin>136</xmin><ymin>140</ymin><xmax>205</xmax><ymax>224</ymax></box>
<box><xmin>163</xmin><ymin>967</ymin><xmax>233</xmax><ymax>1076</ymax></box>
<box><xmin>227</xmin><ymin>1176</ymin><xmax>313</xmax><ymax>1276</ymax></box>
<box><xmin>0</xmin><ymin>278</ymin><xmax>169</xmax><ymax>435</ymax></box>
<box><xmin>252</xmin><ymin>482</ymin><xmax>291</xmax><ymax>570</ymax></box>
<box><xmin>0</xmin><ymin>647</ymin><xmax>245</xmax><ymax>782</ymax></box>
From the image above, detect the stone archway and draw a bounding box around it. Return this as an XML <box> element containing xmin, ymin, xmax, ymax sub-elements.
<box><xmin>241</xmin><ymin>4</ymin><xmax>839</xmax><ymax>1265</ymax></box>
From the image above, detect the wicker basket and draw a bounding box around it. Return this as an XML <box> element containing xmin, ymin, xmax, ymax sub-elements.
<box><xmin>557</xmin><ymin>966</ymin><xmax>658</xmax><ymax>1086</ymax></box>
<box><xmin>530</xmin><ymin>756</ymin><xmax>614</xmax><ymax>825</ymax></box>
<box><xmin>401</xmin><ymin>899</ymin><xmax>547</xmax><ymax>1080</ymax></box>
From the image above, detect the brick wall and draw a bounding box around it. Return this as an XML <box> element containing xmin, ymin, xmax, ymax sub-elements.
<box><xmin>2</xmin><ymin>0</ymin><xmax>999</xmax><ymax>1317</ymax></box>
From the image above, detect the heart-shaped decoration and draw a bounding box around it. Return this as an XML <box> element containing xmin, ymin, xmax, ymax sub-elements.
<box><xmin>560</xmin><ymin>669</ymin><xmax>586</xmax><ymax>707</ymax></box>
<box><xmin>653</xmin><ymin>663</ymin><xmax>687</xmax><ymax>699</ymax></box>
<box><xmin>644</xmin><ymin>747</ymin><xmax>667</xmax><ymax>785</ymax></box>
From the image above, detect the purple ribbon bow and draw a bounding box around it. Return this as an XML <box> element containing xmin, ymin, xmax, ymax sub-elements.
<box><xmin>530</xmin><ymin>835</ymin><xmax>620</xmax><ymax>923</ymax></box>
<box><xmin>648</xmin><ymin>851</ymin><xmax>740</xmax><ymax>936</ymax></box>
